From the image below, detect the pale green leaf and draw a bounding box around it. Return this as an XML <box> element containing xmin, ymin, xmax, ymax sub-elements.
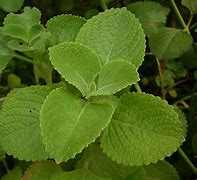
<box><xmin>2</xmin><ymin>167</ymin><xmax>22</xmax><ymax>180</ymax></box>
<box><xmin>127</xmin><ymin>1</ymin><xmax>169</xmax><ymax>35</ymax></box>
<box><xmin>76</xmin><ymin>8</ymin><xmax>145</xmax><ymax>67</ymax></box>
<box><xmin>182</xmin><ymin>0</ymin><xmax>197</xmax><ymax>15</ymax></box>
<box><xmin>0</xmin><ymin>0</ymin><xmax>24</xmax><ymax>12</ymax></box>
<box><xmin>49</xmin><ymin>42</ymin><xmax>101</xmax><ymax>97</ymax></box>
<box><xmin>23</xmin><ymin>161</ymin><xmax>62</xmax><ymax>180</ymax></box>
<box><xmin>149</xmin><ymin>27</ymin><xmax>193</xmax><ymax>59</ymax></box>
<box><xmin>0</xmin><ymin>86</ymin><xmax>54</xmax><ymax>161</ymax></box>
<box><xmin>90</xmin><ymin>60</ymin><xmax>139</xmax><ymax>96</ymax></box>
<box><xmin>101</xmin><ymin>93</ymin><xmax>187</xmax><ymax>166</ymax></box>
<box><xmin>46</xmin><ymin>15</ymin><xmax>86</xmax><ymax>46</ymax></box>
<box><xmin>40</xmin><ymin>87</ymin><xmax>114</xmax><ymax>163</ymax></box>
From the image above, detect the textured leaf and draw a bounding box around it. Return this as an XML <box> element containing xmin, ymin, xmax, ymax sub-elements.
<box><xmin>90</xmin><ymin>60</ymin><xmax>139</xmax><ymax>96</ymax></box>
<box><xmin>127</xmin><ymin>1</ymin><xmax>169</xmax><ymax>35</ymax></box>
<box><xmin>0</xmin><ymin>0</ymin><xmax>24</xmax><ymax>12</ymax></box>
<box><xmin>23</xmin><ymin>161</ymin><xmax>62</xmax><ymax>180</ymax></box>
<box><xmin>182</xmin><ymin>0</ymin><xmax>197</xmax><ymax>15</ymax></box>
<box><xmin>149</xmin><ymin>27</ymin><xmax>193</xmax><ymax>59</ymax></box>
<box><xmin>2</xmin><ymin>167</ymin><xmax>22</xmax><ymax>180</ymax></box>
<box><xmin>76</xmin><ymin>8</ymin><xmax>145</xmax><ymax>67</ymax></box>
<box><xmin>46</xmin><ymin>15</ymin><xmax>86</xmax><ymax>46</ymax></box>
<box><xmin>40</xmin><ymin>87</ymin><xmax>114</xmax><ymax>163</ymax></box>
<box><xmin>101</xmin><ymin>93</ymin><xmax>187</xmax><ymax>166</ymax></box>
<box><xmin>49</xmin><ymin>42</ymin><xmax>101</xmax><ymax>97</ymax></box>
<box><xmin>0</xmin><ymin>86</ymin><xmax>54</xmax><ymax>161</ymax></box>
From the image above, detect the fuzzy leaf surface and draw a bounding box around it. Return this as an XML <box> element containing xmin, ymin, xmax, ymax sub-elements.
<box><xmin>182</xmin><ymin>0</ymin><xmax>197</xmax><ymax>15</ymax></box>
<box><xmin>76</xmin><ymin>8</ymin><xmax>145</xmax><ymax>67</ymax></box>
<box><xmin>149</xmin><ymin>27</ymin><xmax>193</xmax><ymax>59</ymax></box>
<box><xmin>127</xmin><ymin>1</ymin><xmax>169</xmax><ymax>35</ymax></box>
<box><xmin>40</xmin><ymin>87</ymin><xmax>114</xmax><ymax>163</ymax></box>
<box><xmin>101</xmin><ymin>93</ymin><xmax>187</xmax><ymax>166</ymax></box>
<box><xmin>2</xmin><ymin>167</ymin><xmax>22</xmax><ymax>180</ymax></box>
<box><xmin>90</xmin><ymin>60</ymin><xmax>139</xmax><ymax>96</ymax></box>
<box><xmin>46</xmin><ymin>15</ymin><xmax>86</xmax><ymax>46</ymax></box>
<box><xmin>0</xmin><ymin>86</ymin><xmax>54</xmax><ymax>161</ymax></box>
<box><xmin>49</xmin><ymin>42</ymin><xmax>101</xmax><ymax>97</ymax></box>
<box><xmin>0</xmin><ymin>0</ymin><xmax>24</xmax><ymax>12</ymax></box>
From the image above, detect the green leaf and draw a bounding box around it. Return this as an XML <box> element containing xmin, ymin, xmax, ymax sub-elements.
<box><xmin>127</xmin><ymin>1</ymin><xmax>169</xmax><ymax>35</ymax></box>
<box><xmin>46</xmin><ymin>15</ymin><xmax>86</xmax><ymax>46</ymax></box>
<box><xmin>149</xmin><ymin>27</ymin><xmax>193</xmax><ymax>59</ymax></box>
<box><xmin>50</xmin><ymin>169</ymin><xmax>109</xmax><ymax>180</ymax></box>
<box><xmin>101</xmin><ymin>93</ymin><xmax>187</xmax><ymax>166</ymax></box>
<box><xmin>76</xmin><ymin>8</ymin><xmax>145</xmax><ymax>67</ymax></box>
<box><xmin>90</xmin><ymin>60</ymin><xmax>139</xmax><ymax>96</ymax></box>
<box><xmin>23</xmin><ymin>161</ymin><xmax>62</xmax><ymax>180</ymax></box>
<box><xmin>49</xmin><ymin>42</ymin><xmax>101</xmax><ymax>97</ymax></box>
<box><xmin>0</xmin><ymin>0</ymin><xmax>24</xmax><ymax>12</ymax></box>
<box><xmin>0</xmin><ymin>145</ymin><xmax>5</xmax><ymax>158</ymax></box>
<box><xmin>1</xmin><ymin>167</ymin><xmax>22</xmax><ymax>180</ymax></box>
<box><xmin>182</xmin><ymin>0</ymin><xmax>197</xmax><ymax>15</ymax></box>
<box><xmin>40</xmin><ymin>87</ymin><xmax>114</xmax><ymax>163</ymax></box>
<box><xmin>0</xmin><ymin>86</ymin><xmax>54</xmax><ymax>161</ymax></box>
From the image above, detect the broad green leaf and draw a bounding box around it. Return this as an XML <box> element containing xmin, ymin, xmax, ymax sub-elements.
<box><xmin>76</xmin><ymin>8</ymin><xmax>145</xmax><ymax>67</ymax></box>
<box><xmin>90</xmin><ymin>60</ymin><xmax>139</xmax><ymax>96</ymax></box>
<box><xmin>0</xmin><ymin>145</ymin><xmax>5</xmax><ymax>158</ymax></box>
<box><xmin>23</xmin><ymin>161</ymin><xmax>62</xmax><ymax>180</ymax></box>
<box><xmin>0</xmin><ymin>86</ymin><xmax>54</xmax><ymax>161</ymax></box>
<box><xmin>127</xmin><ymin>1</ymin><xmax>169</xmax><ymax>35</ymax></box>
<box><xmin>1</xmin><ymin>167</ymin><xmax>22</xmax><ymax>180</ymax></box>
<box><xmin>182</xmin><ymin>0</ymin><xmax>197</xmax><ymax>15</ymax></box>
<box><xmin>49</xmin><ymin>42</ymin><xmax>101</xmax><ymax>97</ymax></box>
<box><xmin>101</xmin><ymin>93</ymin><xmax>187</xmax><ymax>166</ymax></box>
<box><xmin>50</xmin><ymin>169</ymin><xmax>109</xmax><ymax>180</ymax></box>
<box><xmin>0</xmin><ymin>0</ymin><xmax>24</xmax><ymax>12</ymax></box>
<box><xmin>149</xmin><ymin>27</ymin><xmax>193</xmax><ymax>59</ymax></box>
<box><xmin>40</xmin><ymin>87</ymin><xmax>114</xmax><ymax>163</ymax></box>
<box><xmin>46</xmin><ymin>15</ymin><xmax>86</xmax><ymax>46</ymax></box>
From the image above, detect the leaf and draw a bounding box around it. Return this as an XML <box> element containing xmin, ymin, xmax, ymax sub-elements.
<box><xmin>46</xmin><ymin>15</ymin><xmax>86</xmax><ymax>46</ymax></box>
<box><xmin>23</xmin><ymin>161</ymin><xmax>62</xmax><ymax>180</ymax></box>
<box><xmin>0</xmin><ymin>86</ymin><xmax>54</xmax><ymax>161</ymax></box>
<box><xmin>90</xmin><ymin>60</ymin><xmax>139</xmax><ymax>96</ymax></box>
<box><xmin>49</xmin><ymin>42</ymin><xmax>101</xmax><ymax>97</ymax></box>
<box><xmin>127</xmin><ymin>1</ymin><xmax>169</xmax><ymax>35</ymax></box>
<box><xmin>76</xmin><ymin>8</ymin><xmax>145</xmax><ymax>67</ymax></box>
<box><xmin>2</xmin><ymin>167</ymin><xmax>22</xmax><ymax>180</ymax></box>
<box><xmin>50</xmin><ymin>169</ymin><xmax>109</xmax><ymax>180</ymax></box>
<box><xmin>149</xmin><ymin>27</ymin><xmax>193</xmax><ymax>59</ymax></box>
<box><xmin>0</xmin><ymin>0</ymin><xmax>24</xmax><ymax>12</ymax></box>
<box><xmin>182</xmin><ymin>0</ymin><xmax>197</xmax><ymax>15</ymax></box>
<box><xmin>101</xmin><ymin>93</ymin><xmax>187</xmax><ymax>166</ymax></box>
<box><xmin>40</xmin><ymin>87</ymin><xmax>114</xmax><ymax>163</ymax></box>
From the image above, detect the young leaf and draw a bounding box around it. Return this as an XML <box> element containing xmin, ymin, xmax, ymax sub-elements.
<box><xmin>127</xmin><ymin>1</ymin><xmax>169</xmax><ymax>35</ymax></box>
<box><xmin>101</xmin><ymin>93</ymin><xmax>187</xmax><ymax>166</ymax></box>
<box><xmin>0</xmin><ymin>0</ymin><xmax>24</xmax><ymax>12</ymax></box>
<box><xmin>0</xmin><ymin>86</ymin><xmax>54</xmax><ymax>161</ymax></box>
<box><xmin>46</xmin><ymin>15</ymin><xmax>86</xmax><ymax>46</ymax></box>
<box><xmin>49</xmin><ymin>42</ymin><xmax>101</xmax><ymax>97</ymax></box>
<box><xmin>23</xmin><ymin>161</ymin><xmax>62</xmax><ymax>180</ymax></box>
<box><xmin>40</xmin><ymin>87</ymin><xmax>114</xmax><ymax>163</ymax></box>
<box><xmin>76</xmin><ymin>8</ymin><xmax>145</xmax><ymax>67</ymax></box>
<box><xmin>182</xmin><ymin>0</ymin><xmax>197</xmax><ymax>15</ymax></box>
<box><xmin>1</xmin><ymin>167</ymin><xmax>22</xmax><ymax>180</ymax></box>
<box><xmin>90</xmin><ymin>60</ymin><xmax>139</xmax><ymax>96</ymax></box>
<box><xmin>149</xmin><ymin>27</ymin><xmax>193</xmax><ymax>59</ymax></box>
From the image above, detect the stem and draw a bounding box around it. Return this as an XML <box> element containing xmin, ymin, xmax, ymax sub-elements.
<box><xmin>170</xmin><ymin>0</ymin><xmax>190</xmax><ymax>34</ymax></box>
<box><xmin>1</xmin><ymin>159</ymin><xmax>10</xmax><ymax>172</ymax></box>
<box><xmin>178</xmin><ymin>148</ymin><xmax>197</xmax><ymax>175</ymax></box>
<box><xmin>100</xmin><ymin>0</ymin><xmax>107</xmax><ymax>11</ymax></box>
<box><xmin>156</xmin><ymin>58</ymin><xmax>165</xmax><ymax>99</ymax></box>
<box><xmin>173</xmin><ymin>93</ymin><xmax>197</xmax><ymax>105</ymax></box>
<box><xmin>13</xmin><ymin>53</ymin><xmax>34</xmax><ymax>64</ymax></box>
<box><xmin>187</xmin><ymin>15</ymin><xmax>193</xmax><ymax>29</ymax></box>
<box><xmin>134</xmin><ymin>83</ymin><xmax>142</xmax><ymax>93</ymax></box>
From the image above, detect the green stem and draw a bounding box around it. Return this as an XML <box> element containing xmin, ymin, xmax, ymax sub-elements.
<box><xmin>13</xmin><ymin>53</ymin><xmax>34</xmax><ymax>64</ymax></box>
<box><xmin>178</xmin><ymin>148</ymin><xmax>197</xmax><ymax>175</ymax></box>
<box><xmin>187</xmin><ymin>15</ymin><xmax>193</xmax><ymax>29</ymax></box>
<box><xmin>156</xmin><ymin>58</ymin><xmax>165</xmax><ymax>99</ymax></box>
<box><xmin>100</xmin><ymin>0</ymin><xmax>107</xmax><ymax>11</ymax></box>
<box><xmin>1</xmin><ymin>159</ymin><xmax>10</xmax><ymax>172</ymax></box>
<box><xmin>173</xmin><ymin>92</ymin><xmax>197</xmax><ymax>105</ymax></box>
<box><xmin>170</xmin><ymin>0</ymin><xmax>190</xmax><ymax>34</ymax></box>
<box><xmin>134</xmin><ymin>83</ymin><xmax>142</xmax><ymax>93</ymax></box>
